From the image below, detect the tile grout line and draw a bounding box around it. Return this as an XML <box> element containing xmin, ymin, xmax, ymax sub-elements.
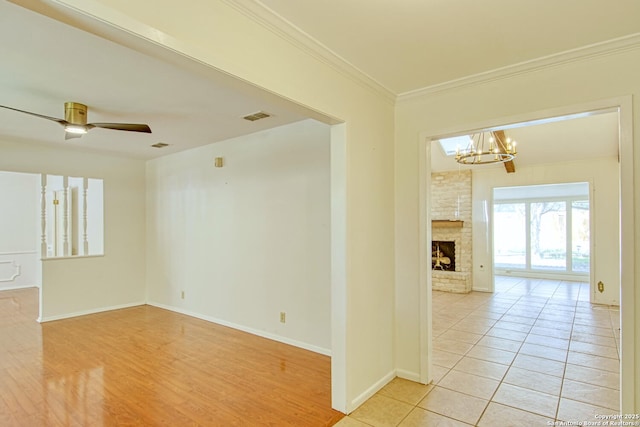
<box><xmin>476</xmin><ymin>277</ymin><xmax>560</xmax><ymax>423</ymax></box>
<box><xmin>455</xmin><ymin>277</ymin><xmax>578</xmax><ymax>423</ymax></box>
<box><xmin>430</xmin><ymin>289</ymin><xmax>512</xmax><ymax>425</ymax></box>
<box><xmin>472</xmin><ymin>287</ymin><xmax>525</xmax><ymax>425</ymax></box>
<box><xmin>445</xmin><ymin>276</ymin><xmax>550</xmax><ymax>424</ymax></box>
<box><xmin>358</xmin><ymin>277</ymin><xmax>618</xmax><ymax>427</ymax></box>
<box><xmin>544</xmin><ymin>280</ymin><xmax>578</xmax><ymax>422</ymax></box>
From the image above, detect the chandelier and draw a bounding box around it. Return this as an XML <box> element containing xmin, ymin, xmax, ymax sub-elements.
<box><xmin>455</xmin><ymin>132</ymin><xmax>517</xmax><ymax>165</ymax></box>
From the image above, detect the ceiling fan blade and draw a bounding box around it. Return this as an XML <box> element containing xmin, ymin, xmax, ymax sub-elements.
<box><xmin>88</xmin><ymin>123</ymin><xmax>152</xmax><ymax>133</ymax></box>
<box><xmin>0</xmin><ymin>104</ymin><xmax>67</xmax><ymax>126</ymax></box>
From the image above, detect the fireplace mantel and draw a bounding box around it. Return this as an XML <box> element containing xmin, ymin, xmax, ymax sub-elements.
<box><xmin>432</xmin><ymin>220</ymin><xmax>464</xmax><ymax>228</ymax></box>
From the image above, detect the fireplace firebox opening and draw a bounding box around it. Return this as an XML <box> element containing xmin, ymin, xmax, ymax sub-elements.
<box><xmin>432</xmin><ymin>241</ymin><xmax>455</xmax><ymax>271</ymax></box>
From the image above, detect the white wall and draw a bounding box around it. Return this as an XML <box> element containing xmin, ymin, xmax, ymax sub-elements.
<box><xmin>0</xmin><ymin>171</ymin><xmax>40</xmax><ymax>290</ymax></box>
<box><xmin>146</xmin><ymin>120</ymin><xmax>332</xmax><ymax>352</ymax></box>
<box><xmin>0</xmin><ymin>138</ymin><xmax>146</xmax><ymax>321</ymax></box>
<box><xmin>86</xmin><ymin>178</ymin><xmax>104</xmax><ymax>255</ymax></box>
<box><xmin>471</xmin><ymin>157</ymin><xmax>620</xmax><ymax>305</ymax></box>
<box><xmin>395</xmin><ymin>47</ymin><xmax>640</xmax><ymax>411</ymax></box>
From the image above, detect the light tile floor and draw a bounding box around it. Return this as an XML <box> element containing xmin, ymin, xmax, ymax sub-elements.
<box><xmin>335</xmin><ymin>276</ymin><xmax>621</xmax><ymax>427</ymax></box>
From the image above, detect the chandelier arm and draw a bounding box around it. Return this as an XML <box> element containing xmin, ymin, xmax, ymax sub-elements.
<box><xmin>491</xmin><ymin>131</ymin><xmax>505</xmax><ymax>153</ymax></box>
<box><xmin>456</xmin><ymin>131</ymin><xmax>518</xmax><ymax>165</ymax></box>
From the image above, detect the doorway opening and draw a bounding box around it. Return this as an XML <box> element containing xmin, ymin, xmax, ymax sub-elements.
<box><xmin>421</xmin><ymin>99</ymin><xmax>634</xmax><ymax>408</ymax></box>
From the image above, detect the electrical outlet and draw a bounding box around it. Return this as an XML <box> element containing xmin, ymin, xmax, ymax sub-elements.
<box><xmin>280</xmin><ymin>312</ymin><xmax>286</xmax><ymax>323</ymax></box>
<box><xmin>181</xmin><ymin>290</ymin><xmax>185</xmax><ymax>299</ymax></box>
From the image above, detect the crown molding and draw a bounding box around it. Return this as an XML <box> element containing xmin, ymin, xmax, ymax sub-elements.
<box><xmin>398</xmin><ymin>33</ymin><xmax>640</xmax><ymax>103</ymax></box>
<box><xmin>181</xmin><ymin>1</ymin><xmax>640</xmax><ymax>107</ymax></box>
<box><xmin>221</xmin><ymin>0</ymin><xmax>397</xmax><ymax>104</ymax></box>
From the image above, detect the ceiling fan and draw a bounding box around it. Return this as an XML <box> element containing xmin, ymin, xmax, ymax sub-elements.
<box><xmin>0</xmin><ymin>102</ymin><xmax>152</xmax><ymax>140</ymax></box>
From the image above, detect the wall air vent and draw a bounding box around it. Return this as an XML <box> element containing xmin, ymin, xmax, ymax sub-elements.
<box><xmin>243</xmin><ymin>111</ymin><xmax>271</xmax><ymax>122</ymax></box>
<box><xmin>151</xmin><ymin>142</ymin><xmax>169</xmax><ymax>148</ymax></box>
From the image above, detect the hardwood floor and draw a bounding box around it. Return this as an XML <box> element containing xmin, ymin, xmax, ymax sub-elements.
<box><xmin>0</xmin><ymin>288</ymin><xmax>343</xmax><ymax>426</ymax></box>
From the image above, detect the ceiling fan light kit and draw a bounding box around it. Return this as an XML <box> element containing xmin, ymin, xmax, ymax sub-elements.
<box><xmin>64</xmin><ymin>102</ymin><xmax>87</xmax><ymax>125</ymax></box>
<box><xmin>63</xmin><ymin>102</ymin><xmax>90</xmax><ymax>139</ymax></box>
<box><xmin>0</xmin><ymin>101</ymin><xmax>152</xmax><ymax>140</ymax></box>
<box><xmin>64</xmin><ymin>126</ymin><xmax>88</xmax><ymax>135</ymax></box>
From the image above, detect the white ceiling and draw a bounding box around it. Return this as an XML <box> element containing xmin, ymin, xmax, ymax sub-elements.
<box><xmin>0</xmin><ymin>1</ymin><xmax>311</xmax><ymax>160</ymax></box>
<box><xmin>430</xmin><ymin>111</ymin><xmax>619</xmax><ymax>172</ymax></box>
<box><xmin>260</xmin><ymin>0</ymin><xmax>640</xmax><ymax>94</ymax></box>
<box><xmin>1</xmin><ymin>0</ymin><xmax>630</xmax><ymax>164</ymax></box>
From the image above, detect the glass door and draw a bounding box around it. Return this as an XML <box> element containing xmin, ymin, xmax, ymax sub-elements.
<box><xmin>493</xmin><ymin>183</ymin><xmax>590</xmax><ymax>279</ymax></box>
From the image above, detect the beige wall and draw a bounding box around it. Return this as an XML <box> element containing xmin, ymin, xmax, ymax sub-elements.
<box><xmin>145</xmin><ymin>120</ymin><xmax>332</xmax><ymax>354</ymax></box>
<box><xmin>395</xmin><ymin>48</ymin><xmax>640</xmax><ymax>411</ymax></box>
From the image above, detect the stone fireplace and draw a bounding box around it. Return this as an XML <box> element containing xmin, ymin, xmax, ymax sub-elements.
<box><xmin>431</xmin><ymin>170</ymin><xmax>472</xmax><ymax>293</ymax></box>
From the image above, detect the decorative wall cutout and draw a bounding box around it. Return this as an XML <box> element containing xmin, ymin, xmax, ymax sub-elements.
<box><xmin>0</xmin><ymin>260</ymin><xmax>21</xmax><ymax>282</ymax></box>
<box><xmin>41</xmin><ymin>174</ymin><xmax>104</xmax><ymax>257</ymax></box>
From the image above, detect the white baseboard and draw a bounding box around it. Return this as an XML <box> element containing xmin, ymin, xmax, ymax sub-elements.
<box><xmin>348</xmin><ymin>369</ymin><xmax>429</xmax><ymax>412</ymax></box>
<box><xmin>147</xmin><ymin>301</ymin><xmax>332</xmax><ymax>357</ymax></box>
<box><xmin>39</xmin><ymin>301</ymin><xmax>146</xmax><ymax>323</ymax></box>
<box><xmin>0</xmin><ymin>284</ymin><xmax>39</xmax><ymax>292</ymax></box>
<box><xmin>396</xmin><ymin>369</ymin><xmax>422</xmax><ymax>383</ymax></box>
<box><xmin>349</xmin><ymin>370</ymin><xmax>396</xmax><ymax>413</ymax></box>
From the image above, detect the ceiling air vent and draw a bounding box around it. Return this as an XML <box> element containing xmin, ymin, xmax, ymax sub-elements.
<box><xmin>243</xmin><ymin>111</ymin><xmax>271</xmax><ymax>122</ymax></box>
<box><xmin>151</xmin><ymin>142</ymin><xmax>169</xmax><ymax>148</ymax></box>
